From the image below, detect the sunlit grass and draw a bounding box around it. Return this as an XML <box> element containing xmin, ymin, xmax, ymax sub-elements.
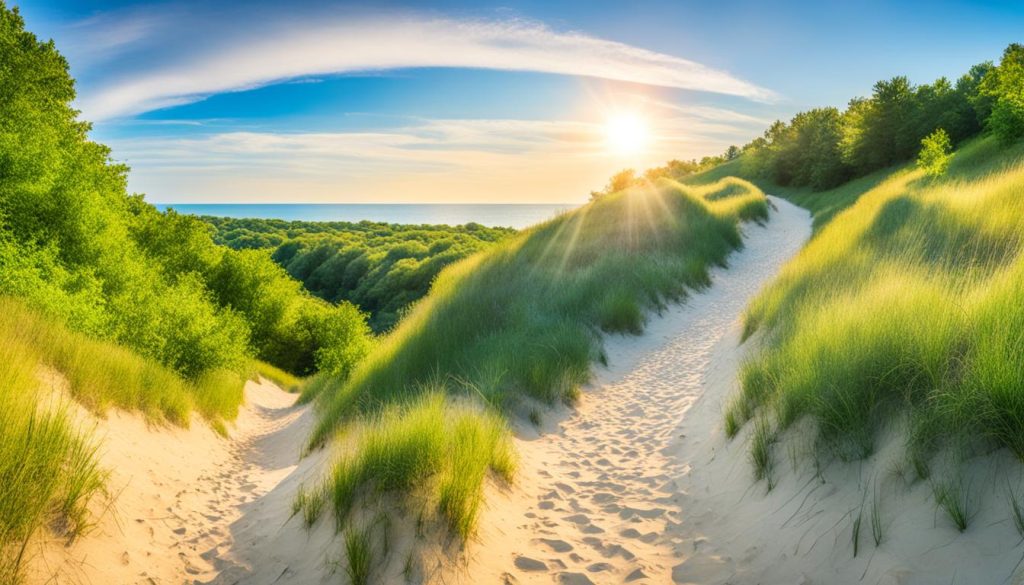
<box><xmin>725</xmin><ymin>135</ymin><xmax>1024</xmax><ymax>515</ymax></box>
<box><xmin>0</xmin><ymin>297</ymin><xmax>253</xmax><ymax>581</ymax></box>
<box><xmin>0</xmin><ymin>297</ymin><xmax>247</xmax><ymax>427</ymax></box>
<box><xmin>251</xmin><ymin>360</ymin><xmax>304</xmax><ymax>393</ymax></box>
<box><xmin>309</xmin><ymin>178</ymin><xmax>768</xmax><ymax>448</ymax></box>
<box><xmin>297</xmin><ymin>392</ymin><xmax>515</xmax><ymax>541</ymax></box>
<box><xmin>0</xmin><ymin>317</ymin><xmax>105</xmax><ymax>583</ymax></box>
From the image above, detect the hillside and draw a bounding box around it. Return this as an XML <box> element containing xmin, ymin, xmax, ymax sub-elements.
<box><xmin>731</xmin><ymin>134</ymin><xmax>1024</xmax><ymax>494</ymax></box>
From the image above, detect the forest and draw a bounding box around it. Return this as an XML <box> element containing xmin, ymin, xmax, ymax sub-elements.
<box><xmin>203</xmin><ymin>217</ymin><xmax>515</xmax><ymax>332</ymax></box>
<box><xmin>733</xmin><ymin>43</ymin><xmax>1024</xmax><ymax>190</ymax></box>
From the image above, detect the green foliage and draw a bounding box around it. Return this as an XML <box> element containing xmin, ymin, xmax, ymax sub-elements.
<box><xmin>982</xmin><ymin>44</ymin><xmax>1024</xmax><ymax>144</ymax></box>
<box><xmin>0</xmin><ymin>9</ymin><xmax>378</xmax><ymax>576</ymax></box>
<box><xmin>203</xmin><ymin>216</ymin><xmax>514</xmax><ymax>333</ymax></box>
<box><xmin>1</xmin><ymin>297</ymin><xmax>247</xmax><ymax>426</ymax></box>
<box><xmin>0</xmin><ymin>4</ymin><xmax>371</xmax><ymax>381</ymax></box>
<box><xmin>728</xmin><ymin>46</ymin><xmax>1021</xmax><ymax>193</ymax></box>
<box><xmin>918</xmin><ymin>129</ymin><xmax>953</xmax><ymax>178</ymax></box>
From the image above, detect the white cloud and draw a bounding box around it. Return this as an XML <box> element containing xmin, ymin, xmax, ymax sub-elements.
<box><xmin>107</xmin><ymin>114</ymin><xmax>752</xmax><ymax>203</ymax></box>
<box><xmin>77</xmin><ymin>14</ymin><xmax>777</xmax><ymax>120</ymax></box>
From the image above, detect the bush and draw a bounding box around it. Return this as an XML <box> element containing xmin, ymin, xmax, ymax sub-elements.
<box><xmin>917</xmin><ymin>128</ymin><xmax>953</xmax><ymax>177</ymax></box>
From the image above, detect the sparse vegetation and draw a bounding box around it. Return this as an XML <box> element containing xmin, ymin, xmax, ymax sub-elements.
<box><xmin>343</xmin><ymin>523</ymin><xmax>374</xmax><ymax>585</ymax></box>
<box><xmin>851</xmin><ymin>507</ymin><xmax>863</xmax><ymax>558</ymax></box>
<box><xmin>1008</xmin><ymin>481</ymin><xmax>1024</xmax><ymax>539</ymax></box>
<box><xmin>750</xmin><ymin>416</ymin><xmax>775</xmax><ymax>488</ymax></box>
<box><xmin>933</xmin><ymin>476</ymin><xmax>974</xmax><ymax>532</ymax></box>
<box><xmin>871</xmin><ymin>485</ymin><xmax>884</xmax><ymax>546</ymax></box>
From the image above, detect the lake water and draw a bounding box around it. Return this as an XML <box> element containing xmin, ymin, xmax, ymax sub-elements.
<box><xmin>155</xmin><ymin>203</ymin><xmax>579</xmax><ymax>229</ymax></box>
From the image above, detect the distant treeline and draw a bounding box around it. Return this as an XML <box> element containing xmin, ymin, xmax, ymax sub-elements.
<box><xmin>202</xmin><ymin>217</ymin><xmax>516</xmax><ymax>332</ymax></box>
<box><xmin>0</xmin><ymin>5</ymin><xmax>370</xmax><ymax>378</ymax></box>
<box><xmin>735</xmin><ymin>43</ymin><xmax>1024</xmax><ymax>190</ymax></box>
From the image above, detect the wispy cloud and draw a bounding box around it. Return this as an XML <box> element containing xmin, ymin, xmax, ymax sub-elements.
<box><xmin>75</xmin><ymin>12</ymin><xmax>777</xmax><ymax>120</ymax></box>
<box><xmin>108</xmin><ymin>113</ymin><xmax>755</xmax><ymax>203</ymax></box>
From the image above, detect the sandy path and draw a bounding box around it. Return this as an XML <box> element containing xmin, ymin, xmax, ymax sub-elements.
<box><xmin>467</xmin><ymin>196</ymin><xmax>812</xmax><ymax>584</ymax></box>
<box><xmin>31</xmin><ymin>378</ymin><xmax>333</xmax><ymax>585</ymax></box>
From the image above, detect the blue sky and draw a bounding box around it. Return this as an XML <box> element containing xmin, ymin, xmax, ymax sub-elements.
<box><xmin>13</xmin><ymin>0</ymin><xmax>1024</xmax><ymax>203</ymax></box>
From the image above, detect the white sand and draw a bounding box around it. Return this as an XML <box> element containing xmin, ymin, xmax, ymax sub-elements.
<box><xmin>27</xmin><ymin>378</ymin><xmax>337</xmax><ymax>585</ymax></box>
<box><xmin>464</xmin><ymin>197</ymin><xmax>1024</xmax><ymax>585</ymax></box>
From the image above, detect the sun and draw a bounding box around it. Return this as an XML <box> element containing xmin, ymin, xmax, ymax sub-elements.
<box><xmin>605</xmin><ymin>112</ymin><xmax>651</xmax><ymax>155</ymax></box>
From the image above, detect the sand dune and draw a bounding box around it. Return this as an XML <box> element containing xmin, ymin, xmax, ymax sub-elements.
<box><xmin>27</xmin><ymin>196</ymin><xmax>1024</xmax><ymax>585</ymax></box>
<box><xmin>28</xmin><ymin>378</ymin><xmax>333</xmax><ymax>585</ymax></box>
<box><xmin>464</xmin><ymin>196</ymin><xmax>1024</xmax><ymax>585</ymax></box>
<box><xmin>462</xmin><ymin>196</ymin><xmax>813</xmax><ymax>583</ymax></box>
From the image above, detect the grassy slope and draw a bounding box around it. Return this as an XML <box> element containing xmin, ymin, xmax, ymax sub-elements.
<box><xmin>685</xmin><ymin>157</ymin><xmax>890</xmax><ymax>233</ymax></box>
<box><xmin>724</xmin><ymin>135</ymin><xmax>1024</xmax><ymax>509</ymax></box>
<box><xmin>0</xmin><ymin>297</ymin><xmax>255</xmax><ymax>582</ymax></box>
<box><xmin>298</xmin><ymin>178</ymin><xmax>769</xmax><ymax>556</ymax></box>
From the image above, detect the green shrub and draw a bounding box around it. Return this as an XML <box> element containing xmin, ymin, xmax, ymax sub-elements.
<box><xmin>917</xmin><ymin>128</ymin><xmax>953</xmax><ymax>177</ymax></box>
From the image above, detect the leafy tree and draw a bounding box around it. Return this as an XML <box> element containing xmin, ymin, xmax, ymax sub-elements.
<box><xmin>917</xmin><ymin>128</ymin><xmax>953</xmax><ymax>178</ymax></box>
<box><xmin>982</xmin><ymin>44</ymin><xmax>1024</xmax><ymax>144</ymax></box>
<box><xmin>0</xmin><ymin>3</ymin><xmax>372</xmax><ymax>378</ymax></box>
<box><xmin>591</xmin><ymin>168</ymin><xmax>639</xmax><ymax>200</ymax></box>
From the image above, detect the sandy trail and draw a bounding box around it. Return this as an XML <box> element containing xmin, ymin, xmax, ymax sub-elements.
<box><xmin>31</xmin><ymin>378</ymin><xmax>333</xmax><ymax>585</ymax></box>
<box><xmin>467</xmin><ymin>196</ymin><xmax>812</xmax><ymax>583</ymax></box>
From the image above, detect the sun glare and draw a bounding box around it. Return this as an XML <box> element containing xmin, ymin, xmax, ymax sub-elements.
<box><xmin>605</xmin><ymin>113</ymin><xmax>651</xmax><ymax>155</ymax></box>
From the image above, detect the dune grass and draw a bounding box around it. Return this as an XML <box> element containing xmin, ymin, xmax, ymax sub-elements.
<box><xmin>726</xmin><ymin>135</ymin><xmax>1024</xmax><ymax>503</ymax></box>
<box><xmin>0</xmin><ymin>296</ymin><xmax>255</xmax><ymax>582</ymax></box>
<box><xmin>310</xmin><ymin>178</ymin><xmax>768</xmax><ymax>447</ymax></box>
<box><xmin>299</xmin><ymin>179</ymin><xmax>769</xmax><ymax>553</ymax></box>
<box><xmin>0</xmin><ymin>313</ymin><xmax>106</xmax><ymax>582</ymax></box>
<box><xmin>298</xmin><ymin>392</ymin><xmax>515</xmax><ymax>540</ymax></box>
<box><xmin>0</xmin><ymin>297</ymin><xmax>247</xmax><ymax>428</ymax></box>
<box><xmin>251</xmin><ymin>360</ymin><xmax>304</xmax><ymax>393</ymax></box>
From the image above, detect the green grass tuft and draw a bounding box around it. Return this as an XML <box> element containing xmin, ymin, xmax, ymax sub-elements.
<box><xmin>750</xmin><ymin>416</ymin><xmax>776</xmax><ymax>488</ymax></box>
<box><xmin>298</xmin><ymin>393</ymin><xmax>516</xmax><ymax>540</ymax></box>
<box><xmin>933</xmin><ymin>476</ymin><xmax>975</xmax><ymax>532</ymax></box>
<box><xmin>343</xmin><ymin>523</ymin><xmax>374</xmax><ymax>585</ymax></box>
